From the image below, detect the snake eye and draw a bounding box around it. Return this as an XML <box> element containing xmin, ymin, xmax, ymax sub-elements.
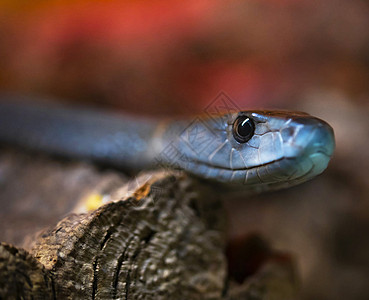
<box><xmin>233</xmin><ymin>116</ymin><xmax>255</xmax><ymax>143</ymax></box>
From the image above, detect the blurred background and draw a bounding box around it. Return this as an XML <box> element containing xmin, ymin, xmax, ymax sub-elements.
<box><xmin>0</xmin><ymin>0</ymin><xmax>368</xmax><ymax>299</ymax></box>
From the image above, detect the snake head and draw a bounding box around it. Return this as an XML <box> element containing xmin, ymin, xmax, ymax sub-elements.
<box><xmin>163</xmin><ymin>110</ymin><xmax>335</xmax><ymax>192</ymax></box>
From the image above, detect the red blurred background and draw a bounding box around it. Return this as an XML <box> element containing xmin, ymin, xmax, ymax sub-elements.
<box><xmin>1</xmin><ymin>0</ymin><xmax>368</xmax><ymax>115</ymax></box>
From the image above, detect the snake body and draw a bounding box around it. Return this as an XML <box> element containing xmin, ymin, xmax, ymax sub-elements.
<box><xmin>0</xmin><ymin>96</ymin><xmax>335</xmax><ymax>192</ymax></box>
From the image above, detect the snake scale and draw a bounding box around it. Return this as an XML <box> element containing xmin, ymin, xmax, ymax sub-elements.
<box><xmin>0</xmin><ymin>96</ymin><xmax>334</xmax><ymax>192</ymax></box>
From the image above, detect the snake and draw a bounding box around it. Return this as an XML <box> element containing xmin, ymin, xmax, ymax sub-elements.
<box><xmin>0</xmin><ymin>95</ymin><xmax>335</xmax><ymax>193</ymax></box>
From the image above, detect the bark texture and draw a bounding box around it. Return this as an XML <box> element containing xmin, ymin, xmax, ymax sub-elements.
<box><xmin>0</xmin><ymin>149</ymin><xmax>297</xmax><ymax>299</ymax></box>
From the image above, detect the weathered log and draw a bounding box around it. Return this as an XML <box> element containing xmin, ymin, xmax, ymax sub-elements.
<box><xmin>0</xmin><ymin>243</ymin><xmax>54</xmax><ymax>299</ymax></box>
<box><xmin>31</xmin><ymin>172</ymin><xmax>227</xmax><ymax>299</ymax></box>
<box><xmin>0</xmin><ymin>149</ymin><xmax>297</xmax><ymax>299</ymax></box>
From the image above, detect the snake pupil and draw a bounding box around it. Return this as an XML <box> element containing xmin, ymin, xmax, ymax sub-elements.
<box><xmin>233</xmin><ymin>116</ymin><xmax>255</xmax><ymax>143</ymax></box>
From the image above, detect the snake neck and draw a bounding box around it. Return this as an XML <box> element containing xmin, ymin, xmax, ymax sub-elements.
<box><xmin>0</xmin><ymin>99</ymin><xmax>162</xmax><ymax>171</ymax></box>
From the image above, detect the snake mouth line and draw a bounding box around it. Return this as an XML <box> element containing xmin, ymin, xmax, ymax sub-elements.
<box><xmin>188</xmin><ymin>157</ymin><xmax>286</xmax><ymax>172</ymax></box>
<box><xmin>188</xmin><ymin>148</ymin><xmax>332</xmax><ymax>173</ymax></box>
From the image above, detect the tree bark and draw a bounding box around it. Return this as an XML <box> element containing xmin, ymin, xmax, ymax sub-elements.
<box><xmin>0</xmin><ymin>149</ymin><xmax>297</xmax><ymax>299</ymax></box>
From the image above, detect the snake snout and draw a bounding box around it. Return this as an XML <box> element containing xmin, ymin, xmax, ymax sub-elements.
<box><xmin>282</xmin><ymin>118</ymin><xmax>334</xmax><ymax>156</ymax></box>
<box><xmin>283</xmin><ymin>117</ymin><xmax>335</xmax><ymax>180</ymax></box>
<box><xmin>301</xmin><ymin>118</ymin><xmax>334</xmax><ymax>157</ymax></box>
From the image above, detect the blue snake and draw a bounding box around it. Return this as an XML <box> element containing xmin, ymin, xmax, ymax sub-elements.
<box><xmin>0</xmin><ymin>96</ymin><xmax>335</xmax><ymax>193</ymax></box>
